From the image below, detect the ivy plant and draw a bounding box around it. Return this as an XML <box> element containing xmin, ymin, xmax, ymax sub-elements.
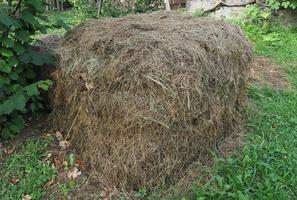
<box><xmin>0</xmin><ymin>0</ymin><xmax>54</xmax><ymax>139</ymax></box>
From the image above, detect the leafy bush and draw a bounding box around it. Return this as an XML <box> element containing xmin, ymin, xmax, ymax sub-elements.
<box><xmin>68</xmin><ymin>0</ymin><xmax>98</xmax><ymax>18</ymax></box>
<box><xmin>134</xmin><ymin>0</ymin><xmax>162</xmax><ymax>13</ymax></box>
<box><xmin>244</xmin><ymin>5</ymin><xmax>272</xmax><ymax>24</ymax></box>
<box><xmin>0</xmin><ymin>0</ymin><xmax>54</xmax><ymax>139</ymax></box>
<box><xmin>101</xmin><ymin>0</ymin><xmax>162</xmax><ymax>17</ymax></box>
<box><xmin>69</xmin><ymin>0</ymin><xmax>162</xmax><ymax>18</ymax></box>
<box><xmin>101</xmin><ymin>1</ymin><xmax>132</xmax><ymax>17</ymax></box>
<box><xmin>266</xmin><ymin>0</ymin><xmax>297</xmax><ymax>10</ymax></box>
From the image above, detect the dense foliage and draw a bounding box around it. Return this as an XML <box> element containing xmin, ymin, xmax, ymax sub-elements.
<box><xmin>70</xmin><ymin>0</ymin><xmax>163</xmax><ymax>17</ymax></box>
<box><xmin>266</xmin><ymin>0</ymin><xmax>297</xmax><ymax>9</ymax></box>
<box><xmin>0</xmin><ymin>0</ymin><xmax>54</xmax><ymax>139</ymax></box>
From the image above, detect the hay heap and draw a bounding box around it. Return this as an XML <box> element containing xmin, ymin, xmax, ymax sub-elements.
<box><xmin>51</xmin><ymin>11</ymin><xmax>253</xmax><ymax>190</ymax></box>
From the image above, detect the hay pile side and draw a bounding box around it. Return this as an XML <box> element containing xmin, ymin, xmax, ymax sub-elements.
<box><xmin>51</xmin><ymin>11</ymin><xmax>253</xmax><ymax>190</ymax></box>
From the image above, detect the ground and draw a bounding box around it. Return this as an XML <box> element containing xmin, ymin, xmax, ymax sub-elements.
<box><xmin>1</xmin><ymin>11</ymin><xmax>297</xmax><ymax>200</ymax></box>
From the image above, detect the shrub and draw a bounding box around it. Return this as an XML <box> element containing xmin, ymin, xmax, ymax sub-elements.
<box><xmin>266</xmin><ymin>0</ymin><xmax>297</xmax><ymax>10</ymax></box>
<box><xmin>101</xmin><ymin>1</ymin><xmax>132</xmax><ymax>17</ymax></box>
<box><xmin>0</xmin><ymin>0</ymin><xmax>54</xmax><ymax>139</ymax></box>
<box><xmin>134</xmin><ymin>0</ymin><xmax>162</xmax><ymax>13</ymax></box>
<box><xmin>69</xmin><ymin>0</ymin><xmax>163</xmax><ymax>18</ymax></box>
<box><xmin>244</xmin><ymin>5</ymin><xmax>272</xmax><ymax>24</ymax></box>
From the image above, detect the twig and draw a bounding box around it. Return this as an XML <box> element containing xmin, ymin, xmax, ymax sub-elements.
<box><xmin>202</xmin><ymin>0</ymin><xmax>256</xmax><ymax>15</ymax></box>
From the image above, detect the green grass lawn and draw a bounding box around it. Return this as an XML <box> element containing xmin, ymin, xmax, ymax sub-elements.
<box><xmin>0</xmin><ymin>138</ymin><xmax>55</xmax><ymax>199</ymax></box>
<box><xmin>1</xmin><ymin>13</ymin><xmax>297</xmax><ymax>200</ymax></box>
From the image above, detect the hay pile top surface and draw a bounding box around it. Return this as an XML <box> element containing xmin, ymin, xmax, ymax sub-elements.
<box><xmin>52</xmin><ymin>11</ymin><xmax>253</xmax><ymax>191</ymax></box>
<box><xmin>59</xmin><ymin>11</ymin><xmax>251</xmax><ymax>76</ymax></box>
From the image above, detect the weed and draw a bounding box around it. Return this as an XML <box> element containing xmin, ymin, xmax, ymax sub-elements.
<box><xmin>0</xmin><ymin>138</ymin><xmax>55</xmax><ymax>200</ymax></box>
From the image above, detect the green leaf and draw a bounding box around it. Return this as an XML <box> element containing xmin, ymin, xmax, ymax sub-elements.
<box><xmin>13</xmin><ymin>43</ymin><xmax>26</xmax><ymax>54</ymax></box>
<box><xmin>0</xmin><ymin>48</ymin><xmax>14</xmax><ymax>57</ymax></box>
<box><xmin>8</xmin><ymin>56</ymin><xmax>19</xmax><ymax>67</ymax></box>
<box><xmin>25</xmin><ymin>68</ymin><xmax>36</xmax><ymax>79</ymax></box>
<box><xmin>19</xmin><ymin>50</ymin><xmax>44</xmax><ymax>65</ymax></box>
<box><xmin>54</xmin><ymin>20</ymin><xmax>71</xmax><ymax>31</ymax></box>
<box><xmin>21</xmin><ymin>11</ymin><xmax>39</xmax><ymax>26</ymax></box>
<box><xmin>8</xmin><ymin>114</ymin><xmax>25</xmax><ymax>134</ymax></box>
<box><xmin>2</xmin><ymin>38</ymin><xmax>14</xmax><ymax>48</ymax></box>
<box><xmin>0</xmin><ymin>76</ymin><xmax>11</xmax><ymax>85</ymax></box>
<box><xmin>0</xmin><ymin>59</ymin><xmax>6</xmax><ymax>67</ymax></box>
<box><xmin>0</xmin><ymin>15</ymin><xmax>13</xmax><ymax>27</ymax></box>
<box><xmin>8</xmin><ymin>72</ymin><xmax>19</xmax><ymax>80</ymax></box>
<box><xmin>38</xmin><ymin>15</ymin><xmax>50</xmax><ymax>23</ymax></box>
<box><xmin>8</xmin><ymin>121</ymin><xmax>24</xmax><ymax>133</ymax></box>
<box><xmin>19</xmin><ymin>52</ymin><xmax>32</xmax><ymax>64</ymax></box>
<box><xmin>69</xmin><ymin>153</ymin><xmax>75</xmax><ymax>166</ymax></box>
<box><xmin>1</xmin><ymin>128</ymin><xmax>11</xmax><ymax>140</ymax></box>
<box><xmin>37</xmin><ymin>80</ymin><xmax>53</xmax><ymax>91</ymax></box>
<box><xmin>0</xmin><ymin>15</ymin><xmax>21</xmax><ymax>28</ymax></box>
<box><xmin>43</xmin><ymin>54</ymin><xmax>56</xmax><ymax>65</ymax></box>
<box><xmin>11</xmin><ymin>84</ymin><xmax>22</xmax><ymax>92</ymax></box>
<box><xmin>31</xmin><ymin>51</ymin><xmax>44</xmax><ymax>66</ymax></box>
<box><xmin>24</xmin><ymin>84</ymin><xmax>40</xmax><ymax>96</ymax></box>
<box><xmin>15</xmin><ymin>64</ymin><xmax>23</xmax><ymax>74</ymax></box>
<box><xmin>0</xmin><ymin>100</ymin><xmax>14</xmax><ymax>114</ymax></box>
<box><xmin>38</xmin><ymin>83</ymin><xmax>50</xmax><ymax>90</ymax></box>
<box><xmin>15</xmin><ymin>29</ymin><xmax>31</xmax><ymax>42</ymax></box>
<box><xmin>282</xmin><ymin>1</ymin><xmax>291</xmax><ymax>8</ymax></box>
<box><xmin>0</xmin><ymin>64</ymin><xmax>12</xmax><ymax>73</ymax></box>
<box><xmin>11</xmin><ymin>93</ymin><xmax>27</xmax><ymax>112</ymax></box>
<box><xmin>27</xmin><ymin>0</ymin><xmax>44</xmax><ymax>11</ymax></box>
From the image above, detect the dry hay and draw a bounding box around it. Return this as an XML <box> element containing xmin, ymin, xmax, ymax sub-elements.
<box><xmin>50</xmin><ymin>11</ymin><xmax>253</xmax><ymax>191</ymax></box>
<box><xmin>249</xmin><ymin>56</ymin><xmax>290</xmax><ymax>89</ymax></box>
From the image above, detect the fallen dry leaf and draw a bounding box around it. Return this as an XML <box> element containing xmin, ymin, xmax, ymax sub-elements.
<box><xmin>45</xmin><ymin>130</ymin><xmax>56</xmax><ymax>137</ymax></box>
<box><xmin>75</xmin><ymin>159</ymin><xmax>85</xmax><ymax>170</ymax></box>
<box><xmin>67</xmin><ymin>167</ymin><xmax>82</xmax><ymax>179</ymax></box>
<box><xmin>22</xmin><ymin>194</ymin><xmax>32</xmax><ymax>200</ymax></box>
<box><xmin>54</xmin><ymin>157</ymin><xmax>62</xmax><ymax>166</ymax></box>
<box><xmin>59</xmin><ymin>140</ymin><xmax>69</xmax><ymax>149</ymax></box>
<box><xmin>85</xmin><ymin>82</ymin><xmax>95</xmax><ymax>90</ymax></box>
<box><xmin>62</xmin><ymin>160</ymin><xmax>69</xmax><ymax>167</ymax></box>
<box><xmin>4</xmin><ymin>144</ymin><xmax>16</xmax><ymax>155</ymax></box>
<box><xmin>8</xmin><ymin>177</ymin><xmax>20</xmax><ymax>184</ymax></box>
<box><xmin>55</xmin><ymin>131</ymin><xmax>64</xmax><ymax>141</ymax></box>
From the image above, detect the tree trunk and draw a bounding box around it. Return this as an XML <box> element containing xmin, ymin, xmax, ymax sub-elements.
<box><xmin>164</xmin><ymin>0</ymin><xmax>171</xmax><ymax>11</ymax></box>
<box><xmin>56</xmin><ymin>0</ymin><xmax>60</xmax><ymax>10</ymax></box>
<box><xmin>97</xmin><ymin>0</ymin><xmax>104</xmax><ymax>16</ymax></box>
<box><xmin>61</xmin><ymin>0</ymin><xmax>64</xmax><ymax>11</ymax></box>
